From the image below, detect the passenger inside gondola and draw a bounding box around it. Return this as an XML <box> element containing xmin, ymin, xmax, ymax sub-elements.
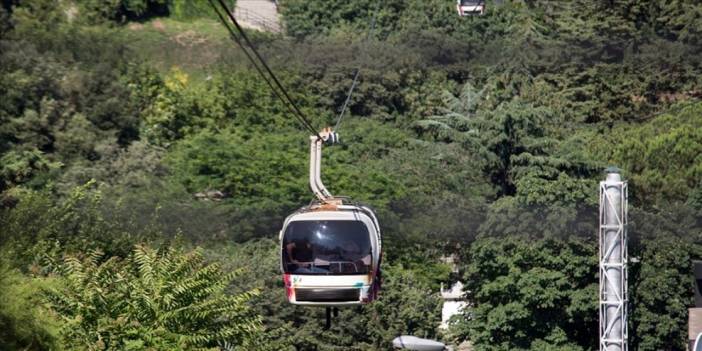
<box><xmin>283</xmin><ymin>220</ymin><xmax>372</xmax><ymax>275</ymax></box>
<box><xmin>341</xmin><ymin>240</ymin><xmax>371</xmax><ymax>270</ymax></box>
<box><xmin>286</xmin><ymin>238</ymin><xmax>326</xmax><ymax>274</ymax></box>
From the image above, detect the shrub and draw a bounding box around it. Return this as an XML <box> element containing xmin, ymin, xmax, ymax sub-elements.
<box><xmin>45</xmin><ymin>245</ymin><xmax>262</xmax><ymax>350</ymax></box>
<box><xmin>0</xmin><ymin>260</ymin><xmax>61</xmax><ymax>350</ymax></box>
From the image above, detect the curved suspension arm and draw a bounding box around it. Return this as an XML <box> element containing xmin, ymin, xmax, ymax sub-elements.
<box><xmin>309</xmin><ymin>128</ymin><xmax>338</xmax><ymax>202</ymax></box>
<box><xmin>315</xmin><ymin>138</ymin><xmax>332</xmax><ymax>198</ymax></box>
<box><xmin>309</xmin><ymin>136</ymin><xmax>327</xmax><ymax>201</ymax></box>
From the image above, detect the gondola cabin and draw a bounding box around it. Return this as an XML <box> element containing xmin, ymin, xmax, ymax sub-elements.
<box><xmin>280</xmin><ymin>128</ymin><xmax>382</xmax><ymax>306</ymax></box>
<box><xmin>281</xmin><ymin>203</ymin><xmax>381</xmax><ymax>305</ymax></box>
<box><xmin>457</xmin><ymin>0</ymin><xmax>485</xmax><ymax>16</ymax></box>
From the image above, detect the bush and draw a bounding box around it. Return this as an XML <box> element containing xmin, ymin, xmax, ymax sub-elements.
<box><xmin>0</xmin><ymin>260</ymin><xmax>61</xmax><ymax>350</ymax></box>
<box><xmin>45</xmin><ymin>245</ymin><xmax>262</xmax><ymax>350</ymax></box>
<box><xmin>0</xmin><ymin>182</ymin><xmax>147</xmax><ymax>263</ymax></box>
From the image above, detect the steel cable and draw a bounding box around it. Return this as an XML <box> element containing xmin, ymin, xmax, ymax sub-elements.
<box><xmin>334</xmin><ymin>2</ymin><xmax>380</xmax><ymax>131</ymax></box>
<box><xmin>208</xmin><ymin>0</ymin><xmax>322</xmax><ymax>139</ymax></box>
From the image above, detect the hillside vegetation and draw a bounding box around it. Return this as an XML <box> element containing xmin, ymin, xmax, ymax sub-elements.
<box><xmin>1</xmin><ymin>0</ymin><xmax>701</xmax><ymax>350</ymax></box>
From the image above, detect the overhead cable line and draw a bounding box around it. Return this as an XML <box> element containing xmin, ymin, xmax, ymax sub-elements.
<box><xmin>334</xmin><ymin>2</ymin><xmax>380</xmax><ymax>131</ymax></box>
<box><xmin>208</xmin><ymin>0</ymin><xmax>322</xmax><ymax>139</ymax></box>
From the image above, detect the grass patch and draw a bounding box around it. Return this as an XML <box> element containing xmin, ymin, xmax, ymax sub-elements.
<box><xmin>118</xmin><ymin>18</ymin><xmax>238</xmax><ymax>82</ymax></box>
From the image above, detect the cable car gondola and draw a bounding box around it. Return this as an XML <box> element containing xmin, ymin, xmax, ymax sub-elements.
<box><xmin>207</xmin><ymin>0</ymin><xmax>381</xmax><ymax>315</ymax></box>
<box><xmin>457</xmin><ymin>0</ymin><xmax>485</xmax><ymax>16</ymax></box>
<box><xmin>280</xmin><ymin>128</ymin><xmax>382</xmax><ymax>306</ymax></box>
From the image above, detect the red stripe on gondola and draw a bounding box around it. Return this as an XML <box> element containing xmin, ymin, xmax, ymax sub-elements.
<box><xmin>283</xmin><ymin>274</ymin><xmax>294</xmax><ymax>300</ymax></box>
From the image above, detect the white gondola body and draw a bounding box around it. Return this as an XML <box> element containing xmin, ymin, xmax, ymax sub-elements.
<box><xmin>457</xmin><ymin>0</ymin><xmax>485</xmax><ymax>16</ymax></box>
<box><xmin>280</xmin><ymin>206</ymin><xmax>381</xmax><ymax>306</ymax></box>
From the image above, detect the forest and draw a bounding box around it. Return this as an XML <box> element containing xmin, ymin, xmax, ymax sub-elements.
<box><xmin>1</xmin><ymin>0</ymin><xmax>701</xmax><ymax>350</ymax></box>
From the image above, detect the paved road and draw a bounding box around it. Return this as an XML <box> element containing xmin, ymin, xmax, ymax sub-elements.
<box><xmin>234</xmin><ymin>0</ymin><xmax>282</xmax><ymax>33</ymax></box>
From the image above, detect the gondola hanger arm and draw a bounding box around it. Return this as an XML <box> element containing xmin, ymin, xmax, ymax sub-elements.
<box><xmin>309</xmin><ymin>128</ymin><xmax>340</xmax><ymax>204</ymax></box>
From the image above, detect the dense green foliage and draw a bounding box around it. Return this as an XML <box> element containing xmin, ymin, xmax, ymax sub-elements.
<box><xmin>458</xmin><ymin>237</ymin><xmax>598</xmax><ymax>351</ymax></box>
<box><xmin>0</xmin><ymin>261</ymin><xmax>61</xmax><ymax>350</ymax></box>
<box><xmin>630</xmin><ymin>238</ymin><xmax>696</xmax><ymax>351</ymax></box>
<box><xmin>46</xmin><ymin>246</ymin><xmax>261</xmax><ymax>350</ymax></box>
<box><xmin>1</xmin><ymin>0</ymin><xmax>701</xmax><ymax>350</ymax></box>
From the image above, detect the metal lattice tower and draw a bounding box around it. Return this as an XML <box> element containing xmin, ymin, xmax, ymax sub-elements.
<box><xmin>599</xmin><ymin>169</ymin><xmax>628</xmax><ymax>351</ymax></box>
